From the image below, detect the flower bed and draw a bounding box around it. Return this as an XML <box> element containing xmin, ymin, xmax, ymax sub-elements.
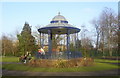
<box><xmin>28</xmin><ymin>58</ymin><xmax>94</xmax><ymax>68</ymax></box>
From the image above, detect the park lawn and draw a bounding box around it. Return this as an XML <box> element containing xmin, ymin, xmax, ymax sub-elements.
<box><xmin>2</xmin><ymin>56</ymin><xmax>35</xmax><ymax>62</ymax></box>
<box><xmin>2</xmin><ymin>56</ymin><xmax>19</xmax><ymax>62</ymax></box>
<box><xmin>2</xmin><ymin>63</ymin><xmax>119</xmax><ymax>72</ymax></box>
<box><xmin>2</xmin><ymin>56</ymin><xmax>120</xmax><ymax>72</ymax></box>
<box><xmin>94</xmin><ymin>59</ymin><xmax>120</xmax><ymax>63</ymax></box>
<box><xmin>2</xmin><ymin>56</ymin><xmax>119</xmax><ymax>63</ymax></box>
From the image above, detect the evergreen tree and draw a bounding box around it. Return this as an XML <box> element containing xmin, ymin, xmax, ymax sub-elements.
<box><xmin>17</xmin><ymin>22</ymin><xmax>36</xmax><ymax>56</ymax></box>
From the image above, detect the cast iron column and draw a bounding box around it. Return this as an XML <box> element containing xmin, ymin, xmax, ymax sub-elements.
<box><xmin>74</xmin><ymin>33</ymin><xmax>77</xmax><ymax>58</ymax></box>
<box><xmin>67</xmin><ymin>30</ymin><xmax>70</xmax><ymax>59</ymax></box>
<box><xmin>42</xmin><ymin>34</ymin><xmax>44</xmax><ymax>48</ymax></box>
<box><xmin>48</xmin><ymin>30</ymin><xmax>52</xmax><ymax>59</ymax></box>
<box><xmin>40</xmin><ymin>32</ymin><xmax>42</xmax><ymax>48</ymax></box>
<box><xmin>76</xmin><ymin>33</ymin><xmax>79</xmax><ymax>58</ymax></box>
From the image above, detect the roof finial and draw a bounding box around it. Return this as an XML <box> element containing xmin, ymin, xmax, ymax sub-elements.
<box><xmin>58</xmin><ymin>12</ymin><xmax>60</xmax><ymax>15</ymax></box>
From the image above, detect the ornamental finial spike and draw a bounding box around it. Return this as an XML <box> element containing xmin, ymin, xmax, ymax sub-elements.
<box><xmin>58</xmin><ymin>12</ymin><xmax>60</xmax><ymax>15</ymax></box>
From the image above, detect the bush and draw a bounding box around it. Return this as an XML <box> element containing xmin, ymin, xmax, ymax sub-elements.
<box><xmin>28</xmin><ymin>58</ymin><xmax>94</xmax><ymax>68</ymax></box>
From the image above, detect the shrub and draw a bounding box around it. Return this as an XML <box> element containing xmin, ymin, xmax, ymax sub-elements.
<box><xmin>27</xmin><ymin>58</ymin><xmax>94</xmax><ymax>68</ymax></box>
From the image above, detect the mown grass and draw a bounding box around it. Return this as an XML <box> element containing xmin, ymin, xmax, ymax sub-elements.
<box><xmin>2</xmin><ymin>56</ymin><xmax>119</xmax><ymax>72</ymax></box>
<box><xmin>94</xmin><ymin>59</ymin><xmax>120</xmax><ymax>63</ymax></box>
<box><xmin>2</xmin><ymin>56</ymin><xmax>19</xmax><ymax>62</ymax></box>
<box><xmin>2</xmin><ymin>63</ymin><xmax>119</xmax><ymax>72</ymax></box>
<box><xmin>2</xmin><ymin>56</ymin><xmax>119</xmax><ymax>63</ymax></box>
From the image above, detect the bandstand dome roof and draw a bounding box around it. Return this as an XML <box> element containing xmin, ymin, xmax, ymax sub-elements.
<box><xmin>38</xmin><ymin>12</ymin><xmax>80</xmax><ymax>34</ymax></box>
<box><xmin>52</xmin><ymin>14</ymin><xmax>67</xmax><ymax>21</ymax></box>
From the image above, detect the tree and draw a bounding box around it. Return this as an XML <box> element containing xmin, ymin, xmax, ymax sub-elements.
<box><xmin>17</xmin><ymin>22</ymin><xmax>36</xmax><ymax>56</ymax></box>
<box><xmin>70</xmin><ymin>34</ymin><xmax>82</xmax><ymax>52</ymax></box>
<box><xmin>118</xmin><ymin>13</ymin><xmax>120</xmax><ymax>55</ymax></box>
<box><xmin>91</xmin><ymin>19</ymin><xmax>101</xmax><ymax>55</ymax></box>
<box><xmin>52</xmin><ymin>34</ymin><xmax>63</xmax><ymax>51</ymax></box>
<box><xmin>91</xmin><ymin>7</ymin><xmax>118</xmax><ymax>57</ymax></box>
<box><xmin>1</xmin><ymin>34</ymin><xmax>18</xmax><ymax>56</ymax></box>
<box><xmin>2</xmin><ymin>35</ymin><xmax>12</xmax><ymax>56</ymax></box>
<box><xmin>80</xmin><ymin>25</ymin><xmax>93</xmax><ymax>57</ymax></box>
<box><xmin>99</xmin><ymin>7</ymin><xmax>118</xmax><ymax>56</ymax></box>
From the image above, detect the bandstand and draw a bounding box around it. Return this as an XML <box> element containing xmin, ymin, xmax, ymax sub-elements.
<box><xmin>38</xmin><ymin>12</ymin><xmax>81</xmax><ymax>59</ymax></box>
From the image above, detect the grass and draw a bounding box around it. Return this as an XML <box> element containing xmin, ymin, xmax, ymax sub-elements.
<box><xmin>2</xmin><ymin>56</ymin><xmax>19</xmax><ymax>62</ymax></box>
<box><xmin>2</xmin><ymin>56</ymin><xmax>119</xmax><ymax>72</ymax></box>
<box><xmin>2</xmin><ymin>63</ymin><xmax>119</xmax><ymax>72</ymax></box>
<box><xmin>2</xmin><ymin>56</ymin><xmax>119</xmax><ymax>63</ymax></box>
<box><xmin>94</xmin><ymin>59</ymin><xmax>120</xmax><ymax>63</ymax></box>
<box><xmin>2</xmin><ymin>56</ymin><xmax>35</xmax><ymax>62</ymax></box>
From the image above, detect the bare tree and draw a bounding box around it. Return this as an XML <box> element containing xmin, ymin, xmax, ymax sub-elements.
<box><xmin>80</xmin><ymin>25</ymin><xmax>93</xmax><ymax>57</ymax></box>
<box><xmin>2</xmin><ymin>34</ymin><xmax>14</xmax><ymax>56</ymax></box>
<box><xmin>90</xmin><ymin>7</ymin><xmax>118</xmax><ymax>57</ymax></box>
<box><xmin>100</xmin><ymin>7</ymin><xmax>118</xmax><ymax>56</ymax></box>
<box><xmin>91</xmin><ymin>19</ymin><xmax>101</xmax><ymax>55</ymax></box>
<box><xmin>118</xmin><ymin>13</ymin><xmax>120</xmax><ymax>54</ymax></box>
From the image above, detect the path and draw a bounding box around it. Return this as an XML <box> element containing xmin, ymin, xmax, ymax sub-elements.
<box><xmin>2</xmin><ymin>62</ymin><xmax>22</xmax><ymax>64</ymax></box>
<box><xmin>1</xmin><ymin>62</ymin><xmax>119</xmax><ymax>76</ymax></box>
<box><xmin>2</xmin><ymin>69</ymin><xmax>119</xmax><ymax>76</ymax></box>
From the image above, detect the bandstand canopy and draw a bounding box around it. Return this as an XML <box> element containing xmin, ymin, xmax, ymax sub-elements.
<box><xmin>38</xmin><ymin>13</ymin><xmax>80</xmax><ymax>34</ymax></box>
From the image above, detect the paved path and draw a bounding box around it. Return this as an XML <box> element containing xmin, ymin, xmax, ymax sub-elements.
<box><xmin>2</xmin><ymin>62</ymin><xmax>22</xmax><ymax>64</ymax></box>
<box><xmin>2</xmin><ymin>69</ymin><xmax>119</xmax><ymax>76</ymax></box>
<box><xmin>1</xmin><ymin>62</ymin><xmax>120</xmax><ymax>76</ymax></box>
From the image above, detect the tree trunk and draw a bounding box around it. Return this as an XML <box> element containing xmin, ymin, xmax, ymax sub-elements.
<box><xmin>118</xmin><ymin>15</ymin><xmax>120</xmax><ymax>55</ymax></box>
<box><xmin>102</xmin><ymin>32</ymin><xmax>105</xmax><ymax>57</ymax></box>
<box><xmin>96</xmin><ymin>33</ymin><xmax>99</xmax><ymax>56</ymax></box>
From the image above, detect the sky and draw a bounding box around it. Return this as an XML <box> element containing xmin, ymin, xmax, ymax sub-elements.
<box><xmin>0</xmin><ymin>1</ymin><xmax>118</xmax><ymax>40</ymax></box>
